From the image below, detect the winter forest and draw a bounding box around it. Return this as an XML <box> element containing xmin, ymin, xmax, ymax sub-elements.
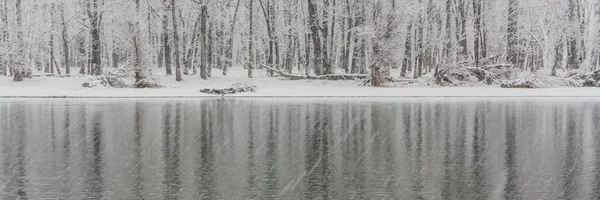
<box><xmin>1</xmin><ymin>0</ymin><xmax>600</xmax><ymax>89</ymax></box>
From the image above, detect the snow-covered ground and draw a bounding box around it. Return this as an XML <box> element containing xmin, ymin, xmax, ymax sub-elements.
<box><xmin>1</xmin><ymin>68</ymin><xmax>600</xmax><ymax>98</ymax></box>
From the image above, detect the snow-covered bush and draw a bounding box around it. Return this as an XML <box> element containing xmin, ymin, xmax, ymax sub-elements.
<box><xmin>135</xmin><ymin>78</ymin><xmax>162</xmax><ymax>88</ymax></box>
<box><xmin>82</xmin><ymin>75</ymin><xmax>129</xmax><ymax>88</ymax></box>
<box><xmin>135</xmin><ymin>68</ymin><xmax>162</xmax><ymax>88</ymax></box>
<box><xmin>82</xmin><ymin>68</ymin><xmax>133</xmax><ymax>88</ymax></box>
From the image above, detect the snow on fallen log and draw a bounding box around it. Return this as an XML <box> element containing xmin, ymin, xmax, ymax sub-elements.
<box><xmin>200</xmin><ymin>84</ymin><xmax>257</xmax><ymax>95</ymax></box>
<box><xmin>361</xmin><ymin>77</ymin><xmax>418</xmax><ymax>86</ymax></box>
<box><xmin>82</xmin><ymin>75</ymin><xmax>128</xmax><ymax>88</ymax></box>
<box><xmin>500</xmin><ymin>80</ymin><xmax>538</xmax><ymax>88</ymax></box>
<box><xmin>260</xmin><ymin>65</ymin><xmax>370</xmax><ymax>80</ymax></box>
<box><xmin>31</xmin><ymin>73</ymin><xmax>73</xmax><ymax>78</ymax></box>
<box><xmin>482</xmin><ymin>63</ymin><xmax>513</xmax><ymax>70</ymax></box>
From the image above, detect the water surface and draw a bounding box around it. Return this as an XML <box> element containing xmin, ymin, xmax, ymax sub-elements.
<box><xmin>0</xmin><ymin>99</ymin><xmax>599</xmax><ymax>199</ymax></box>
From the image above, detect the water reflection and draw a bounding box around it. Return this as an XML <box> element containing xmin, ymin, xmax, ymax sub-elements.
<box><xmin>163</xmin><ymin>103</ymin><xmax>181</xmax><ymax>199</ymax></box>
<box><xmin>594</xmin><ymin>104</ymin><xmax>600</xmax><ymax>200</ymax></box>
<box><xmin>0</xmin><ymin>99</ymin><xmax>598</xmax><ymax>199</ymax></box>
<box><xmin>84</xmin><ymin>111</ymin><xmax>105</xmax><ymax>199</ymax></box>
<box><xmin>132</xmin><ymin>102</ymin><xmax>144</xmax><ymax>199</ymax></box>
<box><xmin>504</xmin><ymin>104</ymin><xmax>519</xmax><ymax>200</ymax></box>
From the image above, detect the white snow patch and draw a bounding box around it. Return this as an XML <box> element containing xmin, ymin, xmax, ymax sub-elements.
<box><xmin>1</xmin><ymin>68</ymin><xmax>600</xmax><ymax>98</ymax></box>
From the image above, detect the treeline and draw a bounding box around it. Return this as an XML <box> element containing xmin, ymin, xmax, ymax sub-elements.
<box><xmin>0</xmin><ymin>0</ymin><xmax>599</xmax><ymax>86</ymax></box>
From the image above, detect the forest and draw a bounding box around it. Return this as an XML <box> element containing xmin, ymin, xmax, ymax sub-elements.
<box><xmin>0</xmin><ymin>0</ymin><xmax>600</xmax><ymax>88</ymax></box>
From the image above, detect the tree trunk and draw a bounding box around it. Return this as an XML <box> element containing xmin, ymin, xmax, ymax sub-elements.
<box><xmin>567</xmin><ymin>0</ymin><xmax>579</xmax><ymax>69</ymax></box>
<box><xmin>1</xmin><ymin>0</ymin><xmax>7</xmax><ymax>76</ymax></box>
<box><xmin>50</xmin><ymin>4</ymin><xmax>55</xmax><ymax>75</ymax></box>
<box><xmin>13</xmin><ymin>0</ymin><xmax>23</xmax><ymax>82</ymax></box>
<box><xmin>456</xmin><ymin>0</ymin><xmax>467</xmax><ymax>57</ymax></box>
<box><xmin>172</xmin><ymin>0</ymin><xmax>182</xmax><ymax>81</ymax></box>
<box><xmin>224</xmin><ymin>0</ymin><xmax>241</xmax><ymax>76</ymax></box>
<box><xmin>371</xmin><ymin>0</ymin><xmax>396</xmax><ymax>87</ymax></box>
<box><xmin>321</xmin><ymin>0</ymin><xmax>331</xmax><ymax>75</ymax></box>
<box><xmin>200</xmin><ymin>5</ymin><xmax>208</xmax><ymax>79</ymax></box>
<box><xmin>352</xmin><ymin>5</ymin><xmax>364</xmax><ymax>74</ymax></box>
<box><xmin>305</xmin><ymin>34</ymin><xmax>311</xmax><ymax>76</ymax></box>
<box><xmin>345</xmin><ymin>0</ymin><xmax>355</xmax><ymax>74</ymax></box>
<box><xmin>88</xmin><ymin>0</ymin><xmax>103</xmax><ymax>76</ymax></box>
<box><xmin>307</xmin><ymin>0</ymin><xmax>323</xmax><ymax>76</ymax></box>
<box><xmin>60</xmin><ymin>4</ymin><xmax>70</xmax><ymax>75</ymax></box>
<box><xmin>248</xmin><ymin>0</ymin><xmax>254</xmax><ymax>78</ymax></box>
<box><xmin>507</xmin><ymin>0</ymin><xmax>518</xmax><ymax>65</ymax></box>
<box><xmin>207</xmin><ymin>20</ymin><xmax>214</xmax><ymax>78</ymax></box>
<box><xmin>473</xmin><ymin>0</ymin><xmax>482</xmax><ymax>68</ymax></box>
<box><xmin>186</xmin><ymin>11</ymin><xmax>202</xmax><ymax>76</ymax></box>
<box><xmin>259</xmin><ymin>0</ymin><xmax>275</xmax><ymax>76</ymax></box>
<box><xmin>133</xmin><ymin>0</ymin><xmax>147</xmax><ymax>86</ymax></box>
<box><xmin>162</xmin><ymin>0</ymin><xmax>172</xmax><ymax>75</ymax></box>
<box><xmin>401</xmin><ymin>23</ymin><xmax>412</xmax><ymax>77</ymax></box>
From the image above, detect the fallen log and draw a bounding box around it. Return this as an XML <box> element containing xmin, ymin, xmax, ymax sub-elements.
<box><xmin>200</xmin><ymin>85</ymin><xmax>257</xmax><ymax>95</ymax></box>
<box><xmin>482</xmin><ymin>63</ymin><xmax>513</xmax><ymax>70</ymax></box>
<box><xmin>260</xmin><ymin>65</ymin><xmax>370</xmax><ymax>80</ymax></box>
<box><xmin>500</xmin><ymin>80</ymin><xmax>538</xmax><ymax>88</ymax></box>
<box><xmin>361</xmin><ymin>77</ymin><xmax>418</xmax><ymax>86</ymax></box>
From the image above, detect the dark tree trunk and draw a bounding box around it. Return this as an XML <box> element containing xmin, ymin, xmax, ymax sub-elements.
<box><xmin>112</xmin><ymin>42</ymin><xmax>118</xmax><ymax>68</ymax></box>
<box><xmin>134</xmin><ymin>0</ymin><xmax>145</xmax><ymax>86</ymax></box>
<box><xmin>507</xmin><ymin>0</ymin><xmax>518</xmax><ymax>66</ymax></box>
<box><xmin>50</xmin><ymin>36</ymin><xmax>55</xmax><ymax>74</ymax></box>
<box><xmin>172</xmin><ymin>0</ymin><xmax>182</xmax><ymax>81</ymax></box>
<box><xmin>60</xmin><ymin>4</ymin><xmax>70</xmax><ymax>75</ymax></box>
<box><xmin>88</xmin><ymin>0</ymin><xmax>103</xmax><ymax>76</ymax></box>
<box><xmin>343</xmin><ymin>0</ymin><xmax>354</xmax><ymax>74</ymax></box>
<box><xmin>1</xmin><ymin>0</ymin><xmax>7</xmax><ymax>76</ymax></box>
<box><xmin>401</xmin><ymin>23</ymin><xmax>412</xmax><ymax>77</ymax></box>
<box><xmin>473</xmin><ymin>0</ymin><xmax>482</xmax><ymax>68</ymax></box>
<box><xmin>305</xmin><ymin>34</ymin><xmax>310</xmax><ymax>76</ymax></box>
<box><xmin>445</xmin><ymin>0</ymin><xmax>452</xmax><ymax>60</ymax></box>
<box><xmin>456</xmin><ymin>0</ymin><xmax>467</xmax><ymax>56</ymax></box>
<box><xmin>371</xmin><ymin>0</ymin><xmax>396</xmax><ymax>87</ymax></box>
<box><xmin>352</xmin><ymin>5</ymin><xmax>364</xmax><ymax>74</ymax></box>
<box><xmin>307</xmin><ymin>0</ymin><xmax>323</xmax><ymax>76</ymax></box>
<box><xmin>321</xmin><ymin>0</ymin><xmax>331</xmax><ymax>75</ymax></box>
<box><xmin>481</xmin><ymin>0</ymin><xmax>487</xmax><ymax>59</ymax></box>
<box><xmin>200</xmin><ymin>5</ymin><xmax>208</xmax><ymax>79</ymax></box>
<box><xmin>13</xmin><ymin>0</ymin><xmax>23</xmax><ymax>82</ymax></box>
<box><xmin>248</xmin><ymin>0</ymin><xmax>254</xmax><ymax>78</ymax></box>
<box><xmin>50</xmin><ymin>3</ymin><xmax>55</xmax><ymax>75</ymax></box>
<box><xmin>50</xmin><ymin>3</ymin><xmax>61</xmax><ymax>76</ymax></box>
<box><xmin>162</xmin><ymin>0</ymin><xmax>172</xmax><ymax>75</ymax></box>
<box><xmin>207</xmin><ymin>20</ymin><xmax>214</xmax><ymax>78</ymax></box>
<box><xmin>567</xmin><ymin>0</ymin><xmax>579</xmax><ymax>69</ymax></box>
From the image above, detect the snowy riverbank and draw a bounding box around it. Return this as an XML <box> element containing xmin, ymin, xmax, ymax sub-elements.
<box><xmin>2</xmin><ymin>68</ymin><xmax>600</xmax><ymax>98</ymax></box>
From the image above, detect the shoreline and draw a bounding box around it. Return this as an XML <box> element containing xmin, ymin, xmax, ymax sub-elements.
<box><xmin>2</xmin><ymin>87</ymin><xmax>600</xmax><ymax>98</ymax></box>
<box><xmin>3</xmin><ymin>68</ymin><xmax>600</xmax><ymax>98</ymax></box>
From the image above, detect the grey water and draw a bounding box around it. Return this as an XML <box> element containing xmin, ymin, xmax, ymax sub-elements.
<box><xmin>0</xmin><ymin>99</ymin><xmax>599</xmax><ymax>199</ymax></box>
